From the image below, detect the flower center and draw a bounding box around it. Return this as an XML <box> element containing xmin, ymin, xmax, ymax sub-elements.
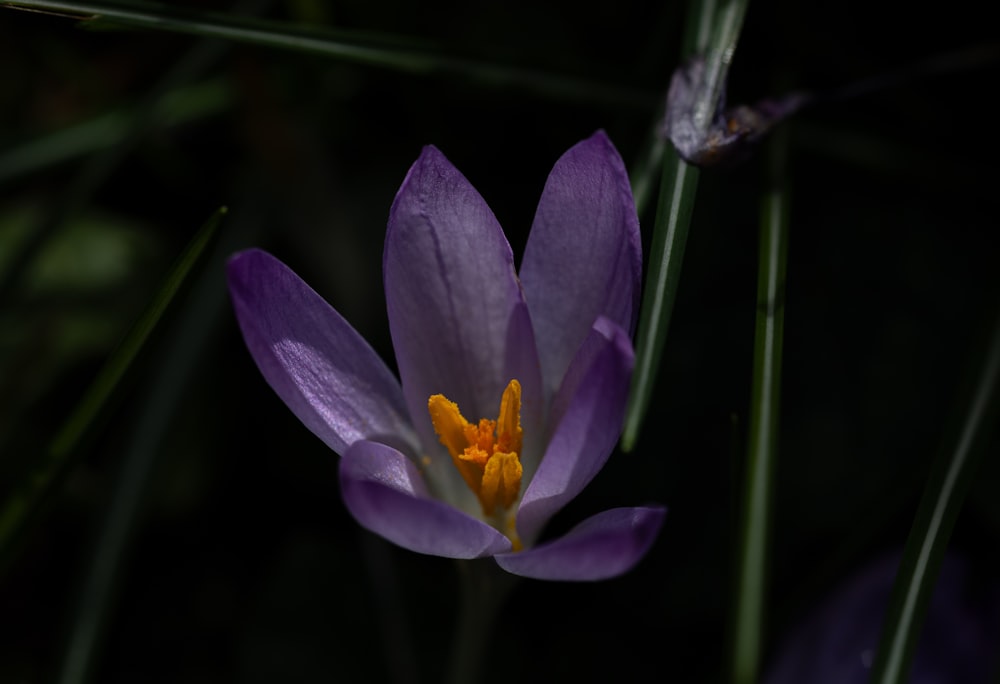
<box><xmin>428</xmin><ymin>379</ymin><xmax>524</xmax><ymax>522</ymax></box>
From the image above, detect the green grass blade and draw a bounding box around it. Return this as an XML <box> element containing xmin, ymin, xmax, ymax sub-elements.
<box><xmin>629</xmin><ymin>133</ymin><xmax>668</xmax><ymax>220</ymax></box>
<box><xmin>692</xmin><ymin>0</ymin><xmax>750</xmax><ymax>136</ymax></box>
<box><xmin>0</xmin><ymin>207</ymin><xmax>225</xmax><ymax>562</ymax></box>
<box><xmin>54</xmin><ymin>213</ymin><xmax>230</xmax><ymax>684</ymax></box>
<box><xmin>731</xmin><ymin>132</ymin><xmax>789</xmax><ymax>684</ymax></box>
<box><xmin>2</xmin><ymin>0</ymin><xmax>653</xmax><ymax>106</ymax></box>
<box><xmin>868</xmin><ymin>312</ymin><xmax>1000</xmax><ymax>684</ymax></box>
<box><xmin>623</xmin><ymin>0</ymin><xmax>750</xmax><ymax>451</ymax></box>
<box><xmin>623</xmin><ymin>153</ymin><xmax>699</xmax><ymax>453</ymax></box>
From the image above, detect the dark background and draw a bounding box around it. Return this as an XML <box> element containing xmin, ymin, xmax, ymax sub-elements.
<box><xmin>1</xmin><ymin>0</ymin><xmax>998</xmax><ymax>682</ymax></box>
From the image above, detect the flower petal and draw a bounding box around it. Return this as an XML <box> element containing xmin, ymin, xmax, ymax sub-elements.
<box><xmin>519</xmin><ymin>131</ymin><xmax>642</xmax><ymax>395</ymax></box>
<box><xmin>340</xmin><ymin>440</ymin><xmax>513</xmax><ymax>559</ymax></box>
<box><xmin>503</xmin><ymin>301</ymin><xmax>545</xmax><ymax>480</ymax></box>
<box><xmin>516</xmin><ymin>317</ymin><xmax>634</xmax><ymax>543</ymax></box>
<box><xmin>763</xmin><ymin>553</ymin><xmax>1000</xmax><ymax>684</ymax></box>
<box><xmin>495</xmin><ymin>506</ymin><xmax>665</xmax><ymax>581</ymax></box>
<box><xmin>384</xmin><ymin>145</ymin><xmax>525</xmax><ymax>449</ymax></box>
<box><xmin>227</xmin><ymin>249</ymin><xmax>414</xmax><ymax>456</ymax></box>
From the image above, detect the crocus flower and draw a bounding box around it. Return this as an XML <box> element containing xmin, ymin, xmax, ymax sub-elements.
<box><xmin>227</xmin><ymin>131</ymin><xmax>665</xmax><ymax>581</ymax></box>
<box><xmin>763</xmin><ymin>552</ymin><xmax>1000</xmax><ymax>684</ymax></box>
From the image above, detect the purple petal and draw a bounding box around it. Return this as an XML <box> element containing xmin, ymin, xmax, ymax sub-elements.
<box><xmin>340</xmin><ymin>440</ymin><xmax>513</xmax><ymax>559</ymax></box>
<box><xmin>519</xmin><ymin>131</ymin><xmax>642</xmax><ymax>395</ymax></box>
<box><xmin>495</xmin><ymin>506</ymin><xmax>665</xmax><ymax>581</ymax></box>
<box><xmin>503</xmin><ymin>301</ymin><xmax>545</xmax><ymax>479</ymax></box>
<box><xmin>384</xmin><ymin>145</ymin><xmax>525</xmax><ymax>450</ymax></box>
<box><xmin>227</xmin><ymin>249</ymin><xmax>414</xmax><ymax>456</ymax></box>
<box><xmin>516</xmin><ymin>317</ymin><xmax>634</xmax><ymax>543</ymax></box>
<box><xmin>763</xmin><ymin>553</ymin><xmax>1000</xmax><ymax>684</ymax></box>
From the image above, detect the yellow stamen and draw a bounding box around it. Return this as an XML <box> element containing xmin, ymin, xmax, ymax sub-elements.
<box><xmin>428</xmin><ymin>379</ymin><xmax>524</xmax><ymax>519</ymax></box>
<box><xmin>427</xmin><ymin>394</ymin><xmax>483</xmax><ymax>495</ymax></box>
<box><xmin>496</xmin><ymin>379</ymin><xmax>522</xmax><ymax>456</ymax></box>
<box><xmin>480</xmin><ymin>451</ymin><xmax>522</xmax><ymax>514</ymax></box>
<box><xmin>427</xmin><ymin>394</ymin><xmax>467</xmax><ymax>456</ymax></box>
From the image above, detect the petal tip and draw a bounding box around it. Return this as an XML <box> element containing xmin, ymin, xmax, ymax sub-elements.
<box><xmin>387</xmin><ymin>144</ymin><xmax>460</xmax><ymax>228</ymax></box>
<box><xmin>497</xmin><ymin>505</ymin><xmax>666</xmax><ymax>581</ymax></box>
<box><xmin>226</xmin><ymin>246</ymin><xmax>266</xmax><ymax>280</ymax></box>
<box><xmin>574</xmin><ymin>129</ymin><xmax>628</xmax><ymax>172</ymax></box>
<box><xmin>583</xmin><ymin>128</ymin><xmax>613</xmax><ymax>151</ymax></box>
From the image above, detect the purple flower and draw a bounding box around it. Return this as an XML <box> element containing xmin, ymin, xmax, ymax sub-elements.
<box><xmin>227</xmin><ymin>131</ymin><xmax>665</xmax><ymax>581</ymax></box>
<box><xmin>763</xmin><ymin>553</ymin><xmax>1000</xmax><ymax>684</ymax></box>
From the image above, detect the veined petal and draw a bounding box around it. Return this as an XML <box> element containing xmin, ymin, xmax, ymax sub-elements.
<box><xmin>516</xmin><ymin>317</ymin><xmax>634</xmax><ymax>543</ymax></box>
<box><xmin>227</xmin><ymin>249</ymin><xmax>414</xmax><ymax>456</ymax></box>
<box><xmin>340</xmin><ymin>440</ymin><xmax>513</xmax><ymax>559</ymax></box>
<box><xmin>495</xmin><ymin>506</ymin><xmax>665</xmax><ymax>581</ymax></box>
<box><xmin>519</xmin><ymin>131</ymin><xmax>642</xmax><ymax>395</ymax></box>
<box><xmin>384</xmin><ymin>145</ymin><xmax>524</xmax><ymax>451</ymax></box>
<box><xmin>503</xmin><ymin>302</ymin><xmax>544</xmax><ymax>480</ymax></box>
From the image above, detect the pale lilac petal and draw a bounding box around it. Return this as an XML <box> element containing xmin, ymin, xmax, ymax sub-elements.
<box><xmin>520</xmin><ymin>131</ymin><xmax>642</xmax><ymax>394</ymax></box>
<box><xmin>384</xmin><ymin>145</ymin><xmax>524</xmax><ymax>449</ymax></box>
<box><xmin>516</xmin><ymin>317</ymin><xmax>634</xmax><ymax>543</ymax></box>
<box><xmin>227</xmin><ymin>249</ymin><xmax>413</xmax><ymax>456</ymax></box>
<box><xmin>339</xmin><ymin>440</ymin><xmax>513</xmax><ymax>559</ymax></box>
<box><xmin>503</xmin><ymin>301</ymin><xmax>545</xmax><ymax>479</ymax></box>
<box><xmin>545</xmin><ymin>316</ymin><xmax>618</xmax><ymax>442</ymax></box>
<box><xmin>495</xmin><ymin>506</ymin><xmax>665</xmax><ymax>581</ymax></box>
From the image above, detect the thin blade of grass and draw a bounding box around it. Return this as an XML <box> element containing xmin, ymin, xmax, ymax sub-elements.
<box><xmin>54</xmin><ymin>207</ymin><xmax>236</xmax><ymax>684</ymax></box>
<box><xmin>868</xmin><ymin>312</ymin><xmax>1000</xmax><ymax>684</ymax></box>
<box><xmin>693</xmin><ymin>0</ymin><xmax>750</xmax><ymax>134</ymax></box>
<box><xmin>0</xmin><ymin>207</ymin><xmax>225</xmax><ymax>563</ymax></box>
<box><xmin>629</xmin><ymin>134</ymin><xmax>668</xmax><ymax>220</ymax></box>
<box><xmin>2</xmin><ymin>0</ymin><xmax>653</xmax><ymax>107</ymax></box>
<box><xmin>731</xmin><ymin>130</ymin><xmax>789</xmax><ymax>684</ymax></box>
<box><xmin>623</xmin><ymin>0</ymin><xmax>750</xmax><ymax>451</ymax></box>
<box><xmin>623</xmin><ymin>153</ymin><xmax>698</xmax><ymax>454</ymax></box>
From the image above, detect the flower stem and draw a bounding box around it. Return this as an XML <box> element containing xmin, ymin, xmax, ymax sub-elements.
<box><xmin>447</xmin><ymin>560</ymin><xmax>517</xmax><ymax>684</ymax></box>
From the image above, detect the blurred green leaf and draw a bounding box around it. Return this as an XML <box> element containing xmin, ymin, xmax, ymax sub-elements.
<box><xmin>0</xmin><ymin>79</ymin><xmax>231</xmax><ymax>184</ymax></box>
<box><xmin>2</xmin><ymin>0</ymin><xmax>654</xmax><ymax>106</ymax></box>
<box><xmin>0</xmin><ymin>205</ymin><xmax>161</xmax><ymax>447</ymax></box>
<box><xmin>0</xmin><ymin>206</ymin><xmax>156</xmax><ymax>294</ymax></box>
<box><xmin>0</xmin><ymin>207</ymin><xmax>225</xmax><ymax>565</ymax></box>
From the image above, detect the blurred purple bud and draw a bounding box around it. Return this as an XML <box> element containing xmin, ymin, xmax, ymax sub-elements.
<box><xmin>663</xmin><ymin>55</ymin><xmax>809</xmax><ymax>167</ymax></box>
<box><xmin>763</xmin><ymin>552</ymin><xmax>1000</xmax><ymax>684</ymax></box>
